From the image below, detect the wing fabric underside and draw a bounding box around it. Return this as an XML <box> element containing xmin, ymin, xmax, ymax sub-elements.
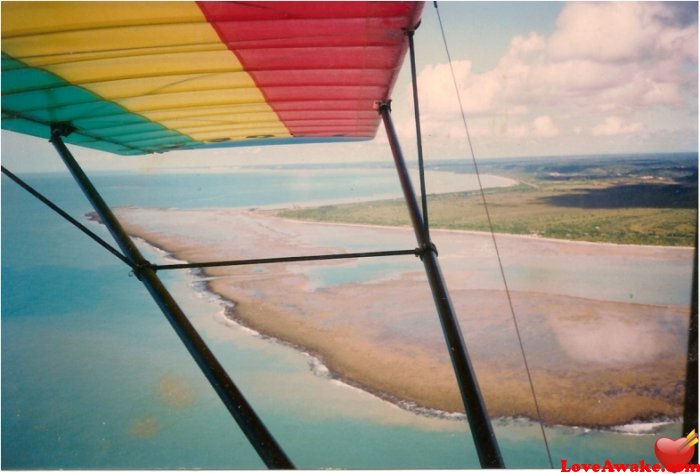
<box><xmin>1</xmin><ymin>1</ymin><xmax>423</xmax><ymax>155</ymax></box>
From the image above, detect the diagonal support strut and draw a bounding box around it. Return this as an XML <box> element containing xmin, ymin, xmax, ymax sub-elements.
<box><xmin>48</xmin><ymin>125</ymin><xmax>294</xmax><ymax>470</ymax></box>
<box><xmin>378</xmin><ymin>103</ymin><xmax>504</xmax><ymax>468</ymax></box>
<box><xmin>1</xmin><ymin>165</ymin><xmax>133</xmax><ymax>269</ymax></box>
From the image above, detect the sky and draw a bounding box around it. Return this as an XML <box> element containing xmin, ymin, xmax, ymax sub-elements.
<box><xmin>1</xmin><ymin>1</ymin><xmax>698</xmax><ymax>173</ymax></box>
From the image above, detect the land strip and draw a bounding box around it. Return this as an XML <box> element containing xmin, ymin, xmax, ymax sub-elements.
<box><xmin>115</xmin><ymin>207</ymin><xmax>692</xmax><ymax>427</ymax></box>
<box><xmin>275</xmin><ymin>155</ymin><xmax>697</xmax><ymax>247</ymax></box>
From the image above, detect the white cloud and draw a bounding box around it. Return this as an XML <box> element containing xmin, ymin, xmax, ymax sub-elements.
<box><xmin>640</xmin><ymin>81</ymin><xmax>684</xmax><ymax>106</ymax></box>
<box><xmin>407</xmin><ymin>1</ymin><xmax>696</xmax><ymax>156</ymax></box>
<box><xmin>591</xmin><ymin>116</ymin><xmax>644</xmax><ymax>136</ymax></box>
<box><xmin>532</xmin><ymin>116</ymin><xmax>560</xmax><ymax>138</ymax></box>
<box><xmin>509</xmin><ymin>32</ymin><xmax>547</xmax><ymax>56</ymax></box>
<box><xmin>417</xmin><ymin>60</ymin><xmax>502</xmax><ymax>118</ymax></box>
<box><xmin>501</xmin><ymin>116</ymin><xmax>559</xmax><ymax>139</ymax></box>
<box><xmin>549</xmin><ymin>3</ymin><xmax>660</xmax><ymax>62</ymax></box>
<box><xmin>549</xmin><ymin>2</ymin><xmax>698</xmax><ymax>64</ymax></box>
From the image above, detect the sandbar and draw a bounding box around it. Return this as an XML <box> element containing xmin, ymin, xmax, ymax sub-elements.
<box><xmin>114</xmin><ymin>207</ymin><xmax>692</xmax><ymax>427</ymax></box>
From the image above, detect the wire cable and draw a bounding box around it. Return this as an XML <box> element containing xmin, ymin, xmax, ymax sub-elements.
<box><xmin>433</xmin><ymin>2</ymin><xmax>555</xmax><ymax>468</ymax></box>
<box><xmin>407</xmin><ymin>27</ymin><xmax>431</xmax><ymax>243</ymax></box>
<box><xmin>2</xmin><ymin>165</ymin><xmax>134</xmax><ymax>269</ymax></box>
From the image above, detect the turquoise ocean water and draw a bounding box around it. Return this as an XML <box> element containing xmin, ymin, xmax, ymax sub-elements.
<box><xmin>1</xmin><ymin>162</ymin><xmax>692</xmax><ymax>469</ymax></box>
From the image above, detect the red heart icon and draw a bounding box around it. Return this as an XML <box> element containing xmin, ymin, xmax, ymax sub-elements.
<box><xmin>654</xmin><ymin>437</ymin><xmax>695</xmax><ymax>472</ymax></box>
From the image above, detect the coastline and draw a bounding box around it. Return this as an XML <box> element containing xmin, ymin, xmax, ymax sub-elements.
<box><xmin>220</xmin><ymin>300</ymin><xmax>680</xmax><ymax>434</ymax></box>
<box><xmin>252</xmin><ymin>172</ymin><xmax>519</xmax><ymax>211</ymax></box>
<box><xmin>269</xmin><ymin>212</ymin><xmax>696</xmax><ymax>252</ymax></box>
<box><xmin>186</xmin><ymin>264</ymin><xmax>684</xmax><ymax>432</ymax></box>
<box><xmin>188</xmin><ymin>273</ymin><xmax>684</xmax><ymax>434</ymax></box>
<box><xmin>112</xmin><ymin>207</ymin><xmax>693</xmax><ymax>428</ymax></box>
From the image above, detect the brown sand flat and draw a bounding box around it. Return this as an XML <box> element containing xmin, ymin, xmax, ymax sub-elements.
<box><xmin>115</xmin><ymin>207</ymin><xmax>692</xmax><ymax>427</ymax></box>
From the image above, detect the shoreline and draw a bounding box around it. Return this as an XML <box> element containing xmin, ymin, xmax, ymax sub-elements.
<box><xmin>269</xmin><ymin>212</ymin><xmax>696</xmax><ymax>252</ymax></box>
<box><xmin>97</xmin><ymin>208</ymin><xmax>695</xmax><ymax>252</ymax></box>
<box><xmin>252</xmin><ymin>172</ymin><xmax>519</xmax><ymax>211</ymax></box>
<box><xmin>111</xmin><ymin>207</ymin><xmax>692</xmax><ymax>428</ymax></box>
<box><xmin>212</xmin><ymin>273</ymin><xmax>682</xmax><ymax>433</ymax></box>
<box><xmin>206</xmin><ymin>269</ymin><xmax>681</xmax><ymax>433</ymax></box>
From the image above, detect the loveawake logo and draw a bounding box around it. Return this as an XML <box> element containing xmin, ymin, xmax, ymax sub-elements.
<box><xmin>560</xmin><ymin>430</ymin><xmax>699</xmax><ymax>472</ymax></box>
<box><xmin>654</xmin><ymin>430</ymin><xmax>698</xmax><ymax>472</ymax></box>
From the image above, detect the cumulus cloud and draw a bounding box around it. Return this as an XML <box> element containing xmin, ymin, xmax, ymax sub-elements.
<box><xmin>513</xmin><ymin>3</ymin><xmax>695</xmax><ymax>110</ymax></box>
<box><xmin>550</xmin><ymin>2</ymin><xmax>697</xmax><ymax>63</ymax></box>
<box><xmin>409</xmin><ymin>1</ymin><xmax>697</xmax><ymax>154</ymax></box>
<box><xmin>503</xmin><ymin>115</ymin><xmax>560</xmax><ymax>139</ymax></box>
<box><xmin>550</xmin><ymin>3</ymin><xmax>660</xmax><ymax>62</ymax></box>
<box><xmin>532</xmin><ymin>116</ymin><xmax>560</xmax><ymax>138</ymax></box>
<box><xmin>417</xmin><ymin>60</ymin><xmax>501</xmax><ymax>117</ymax></box>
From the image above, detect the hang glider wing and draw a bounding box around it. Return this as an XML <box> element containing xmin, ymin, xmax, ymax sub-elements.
<box><xmin>1</xmin><ymin>1</ymin><xmax>424</xmax><ymax>155</ymax></box>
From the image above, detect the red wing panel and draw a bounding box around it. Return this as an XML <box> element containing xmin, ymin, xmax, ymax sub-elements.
<box><xmin>197</xmin><ymin>1</ymin><xmax>423</xmax><ymax>138</ymax></box>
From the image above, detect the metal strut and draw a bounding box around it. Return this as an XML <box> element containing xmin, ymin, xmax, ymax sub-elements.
<box><xmin>683</xmin><ymin>223</ymin><xmax>698</xmax><ymax>463</ymax></box>
<box><xmin>378</xmin><ymin>103</ymin><xmax>504</xmax><ymax>469</ymax></box>
<box><xmin>48</xmin><ymin>125</ymin><xmax>295</xmax><ymax>470</ymax></box>
<box><xmin>154</xmin><ymin>249</ymin><xmax>420</xmax><ymax>272</ymax></box>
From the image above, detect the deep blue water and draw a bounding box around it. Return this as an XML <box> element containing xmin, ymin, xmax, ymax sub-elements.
<box><xmin>1</xmin><ymin>161</ymin><xmax>692</xmax><ymax>469</ymax></box>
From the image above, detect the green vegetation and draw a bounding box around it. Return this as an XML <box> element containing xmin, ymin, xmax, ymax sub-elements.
<box><xmin>276</xmin><ymin>154</ymin><xmax>697</xmax><ymax>247</ymax></box>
